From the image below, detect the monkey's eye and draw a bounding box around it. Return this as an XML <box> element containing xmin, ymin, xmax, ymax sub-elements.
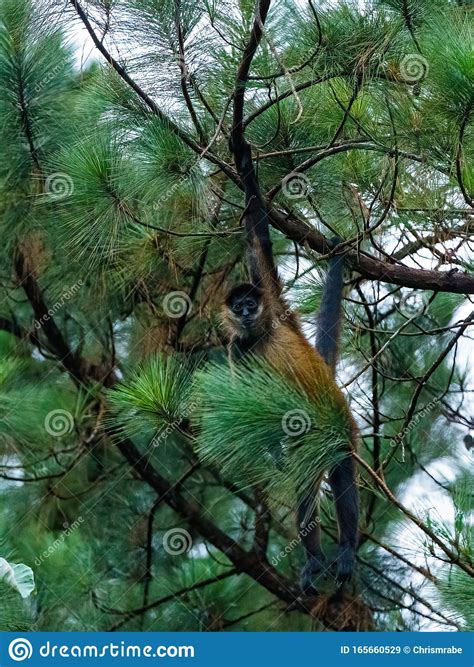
<box><xmin>244</xmin><ymin>299</ymin><xmax>257</xmax><ymax>311</ymax></box>
<box><xmin>232</xmin><ymin>303</ymin><xmax>243</xmax><ymax>313</ymax></box>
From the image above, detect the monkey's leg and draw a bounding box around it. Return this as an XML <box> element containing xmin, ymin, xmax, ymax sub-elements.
<box><xmin>297</xmin><ymin>486</ymin><xmax>326</xmax><ymax>594</ymax></box>
<box><xmin>328</xmin><ymin>455</ymin><xmax>359</xmax><ymax>582</ymax></box>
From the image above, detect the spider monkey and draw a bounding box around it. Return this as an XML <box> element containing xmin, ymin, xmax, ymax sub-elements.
<box><xmin>223</xmin><ymin>138</ymin><xmax>359</xmax><ymax>593</ymax></box>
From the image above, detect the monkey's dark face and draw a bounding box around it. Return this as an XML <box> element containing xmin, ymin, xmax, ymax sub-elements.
<box><xmin>224</xmin><ymin>283</ymin><xmax>264</xmax><ymax>338</ymax></box>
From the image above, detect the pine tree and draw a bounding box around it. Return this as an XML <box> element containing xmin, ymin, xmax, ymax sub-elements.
<box><xmin>0</xmin><ymin>0</ymin><xmax>472</xmax><ymax>631</ymax></box>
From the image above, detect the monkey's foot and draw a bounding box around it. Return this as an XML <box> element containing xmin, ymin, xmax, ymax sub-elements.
<box><xmin>299</xmin><ymin>554</ymin><xmax>327</xmax><ymax>595</ymax></box>
<box><xmin>335</xmin><ymin>543</ymin><xmax>356</xmax><ymax>583</ymax></box>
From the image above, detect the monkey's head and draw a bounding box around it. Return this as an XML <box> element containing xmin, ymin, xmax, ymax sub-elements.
<box><xmin>223</xmin><ymin>283</ymin><xmax>265</xmax><ymax>340</ymax></box>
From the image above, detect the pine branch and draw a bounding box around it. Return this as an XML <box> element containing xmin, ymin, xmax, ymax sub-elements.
<box><xmin>106</xmin><ymin>569</ymin><xmax>238</xmax><ymax>631</ymax></box>
<box><xmin>354</xmin><ymin>453</ymin><xmax>474</xmax><ymax>578</ymax></box>
<box><xmin>68</xmin><ymin>0</ymin><xmax>235</xmax><ymax>181</ymax></box>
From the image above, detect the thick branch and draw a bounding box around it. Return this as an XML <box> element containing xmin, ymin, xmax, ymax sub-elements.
<box><xmin>114</xmin><ymin>435</ymin><xmax>304</xmax><ymax>607</ymax></box>
<box><xmin>14</xmin><ymin>252</ymin><xmax>86</xmax><ymax>385</ymax></box>
<box><xmin>71</xmin><ymin>1</ymin><xmax>473</xmax><ymax>294</ymax></box>
<box><xmin>268</xmin><ymin>209</ymin><xmax>474</xmax><ymax>294</ymax></box>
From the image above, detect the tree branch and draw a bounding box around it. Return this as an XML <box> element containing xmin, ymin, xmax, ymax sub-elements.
<box><xmin>268</xmin><ymin>209</ymin><xmax>474</xmax><ymax>293</ymax></box>
<box><xmin>69</xmin><ymin>0</ymin><xmax>235</xmax><ymax>181</ymax></box>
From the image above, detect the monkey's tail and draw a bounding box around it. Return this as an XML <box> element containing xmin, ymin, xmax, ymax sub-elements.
<box><xmin>315</xmin><ymin>236</ymin><xmax>346</xmax><ymax>375</ymax></box>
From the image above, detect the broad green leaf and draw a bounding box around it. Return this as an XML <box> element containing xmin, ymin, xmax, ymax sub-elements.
<box><xmin>0</xmin><ymin>558</ymin><xmax>35</xmax><ymax>599</ymax></box>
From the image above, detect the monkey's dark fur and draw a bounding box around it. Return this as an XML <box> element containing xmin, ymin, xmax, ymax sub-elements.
<box><xmin>223</xmin><ymin>139</ymin><xmax>359</xmax><ymax>594</ymax></box>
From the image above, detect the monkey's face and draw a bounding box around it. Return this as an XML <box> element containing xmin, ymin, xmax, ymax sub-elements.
<box><xmin>224</xmin><ymin>283</ymin><xmax>264</xmax><ymax>339</ymax></box>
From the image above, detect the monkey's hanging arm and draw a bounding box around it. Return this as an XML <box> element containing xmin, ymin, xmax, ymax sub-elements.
<box><xmin>230</xmin><ymin>1</ymin><xmax>281</xmax><ymax>297</ymax></box>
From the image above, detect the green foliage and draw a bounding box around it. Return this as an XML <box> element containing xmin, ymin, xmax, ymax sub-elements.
<box><xmin>195</xmin><ymin>357</ymin><xmax>350</xmax><ymax>505</ymax></box>
<box><xmin>0</xmin><ymin>0</ymin><xmax>472</xmax><ymax>633</ymax></box>
<box><xmin>0</xmin><ymin>557</ymin><xmax>35</xmax><ymax>597</ymax></box>
<box><xmin>436</xmin><ymin>569</ymin><xmax>474</xmax><ymax>630</ymax></box>
<box><xmin>0</xmin><ymin>557</ymin><xmax>34</xmax><ymax>631</ymax></box>
<box><xmin>108</xmin><ymin>354</ymin><xmax>196</xmax><ymax>439</ymax></box>
<box><xmin>422</xmin><ymin>11</ymin><xmax>473</xmax><ymax>123</ymax></box>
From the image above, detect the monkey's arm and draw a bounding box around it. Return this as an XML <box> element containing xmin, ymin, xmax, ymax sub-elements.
<box><xmin>238</xmin><ymin>141</ymin><xmax>281</xmax><ymax>296</ymax></box>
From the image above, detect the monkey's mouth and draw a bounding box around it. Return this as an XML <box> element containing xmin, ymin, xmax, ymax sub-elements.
<box><xmin>241</xmin><ymin>318</ymin><xmax>255</xmax><ymax>329</ymax></box>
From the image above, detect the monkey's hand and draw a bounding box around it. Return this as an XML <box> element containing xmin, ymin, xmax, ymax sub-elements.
<box><xmin>299</xmin><ymin>552</ymin><xmax>327</xmax><ymax>595</ymax></box>
<box><xmin>335</xmin><ymin>542</ymin><xmax>356</xmax><ymax>583</ymax></box>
